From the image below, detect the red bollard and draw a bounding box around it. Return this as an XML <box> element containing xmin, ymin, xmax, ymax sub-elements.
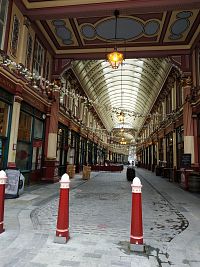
<box><xmin>54</xmin><ymin>173</ymin><xmax>70</xmax><ymax>244</ymax></box>
<box><xmin>0</xmin><ymin>170</ymin><xmax>7</xmax><ymax>234</ymax></box>
<box><xmin>130</xmin><ymin>177</ymin><xmax>145</xmax><ymax>252</ymax></box>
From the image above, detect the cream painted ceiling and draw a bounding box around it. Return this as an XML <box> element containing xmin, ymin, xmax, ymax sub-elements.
<box><xmin>72</xmin><ymin>58</ymin><xmax>172</xmax><ymax>133</ymax></box>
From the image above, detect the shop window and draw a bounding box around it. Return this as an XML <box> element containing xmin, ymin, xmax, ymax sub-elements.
<box><xmin>10</xmin><ymin>15</ymin><xmax>20</xmax><ymax>57</ymax></box>
<box><xmin>158</xmin><ymin>138</ymin><xmax>163</xmax><ymax>162</ymax></box>
<box><xmin>176</xmin><ymin>126</ymin><xmax>184</xmax><ymax>169</ymax></box>
<box><xmin>0</xmin><ymin>100</ymin><xmax>9</xmax><ymax>136</ymax></box>
<box><xmin>0</xmin><ymin>0</ymin><xmax>8</xmax><ymax>49</ymax></box>
<box><xmin>57</xmin><ymin>126</ymin><xmax>68</xmax><ymax>176</ymax></box>
<box><xmin>166</xmin><ymin>132</ymin><xmax>173</xmax><ymax>168</ymax></box>
<box><xmin>34</xmin><ymin>118</ymin><xmax>43</xmax><ymax>139</ymax></box>
<box><xmin>18</xmin><ymin>112</ymin><xmax>32</xmax><ymax>142</ymax></box>
<box><xmin>31</xmin><ymin>140</ymin><xmax>43</xmax><ymax>171</ymax></box>
<box><xmin>16</xmin><ymin>142</ymin><xmax>30</xmax><ymax>170</ymax></box>
<box><xmin>33</xmin><ymin>39</ymin><xmax>45</xmax><ymax>76</ymax></box>
<box><xmin>0</xmin><ymin>138</ymin><xmax>5</xmax><ymax>169</ymax></box>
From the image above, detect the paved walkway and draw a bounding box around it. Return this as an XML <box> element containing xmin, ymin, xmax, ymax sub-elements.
<box><xmin>0</xmin><ymin>168</ymin><xmax>200</xmax><ymax>267</ymax></box>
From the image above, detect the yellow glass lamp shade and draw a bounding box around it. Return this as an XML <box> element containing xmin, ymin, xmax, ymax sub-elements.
<box><xmin>107</xmin><ymin>50</ymin><xmax>124</xmax><ymax>69</ymax></box>
<box><xmin>117</xmin><ymin>111</ymin><xmax>125</xmax><ymax>122</ymax></box>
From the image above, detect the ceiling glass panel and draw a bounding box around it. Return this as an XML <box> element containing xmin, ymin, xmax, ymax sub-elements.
<box><xmin>72</xmin><ymin>58</ymin><xmax>172</xmax><ymax>132</ymax></box>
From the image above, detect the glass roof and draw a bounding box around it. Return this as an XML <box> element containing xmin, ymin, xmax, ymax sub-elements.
<box><xmin>72</xmin><ymin>58</ymin><xmax>172</xmax><ymax>133</ymax></box>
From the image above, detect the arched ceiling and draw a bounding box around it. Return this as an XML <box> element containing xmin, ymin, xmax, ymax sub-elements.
<box><xmin>72</xmin><ymin>58</ymin><xmax>172</xmax><ymax>132</ymax></box>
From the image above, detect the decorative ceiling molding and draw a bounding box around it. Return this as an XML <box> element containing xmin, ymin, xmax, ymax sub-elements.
<box><xmin>13</xmin><ymin>1</ymin><xmax>200</xmax><ymax>59</ymax></box>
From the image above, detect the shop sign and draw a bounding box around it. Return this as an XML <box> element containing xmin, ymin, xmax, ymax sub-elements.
<box><xmin>5</xmin><ymin>169</ymin><xmax>20</xmax><ymax>197</ymax></box>
<box><xmin>181</xmin><ymin>153</ymin><xmax>191</xmax><ymax>168</ymax></box>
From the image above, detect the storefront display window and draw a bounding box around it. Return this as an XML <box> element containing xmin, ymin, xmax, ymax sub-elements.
<box><xmin>0</xmin><ymin>138</ymin><xmax>5</xmax><ymax>169</ymax></box>
<box><xmin>0</xmin><ymin>100</ymin><xmax>10</xmax><ymax>169</ymax></box>
<box><xmin>0</xmin><ymin>100</ymin><xmax>9</xmax><ymax>136</ymax></box>
<box><xmin>16</xmin><ymin>142</ymin><xmax>30</xmax><ymax>170</ymax></box>
<box><xmin>158</xmin><ymin>138</ymin><xmax>163</xmax><ymax>162</ymax></box>
<box><xmin>57</xmin><ymin>125</ymin><xmax>68</xmax><ymax>176</ymax></box>
<box><xmin>34</xmin><ymin>118</ymin><xmax>43</xmax><ymax>139</ymax></box>
<box><xmin>16</xmin><ymin>106</ymin><xmax>44</xmax><ymax>176</ymax></box>
<box><xmin>166</xmin><ymin>132</ymin><xmax>173</xmax><ymax>168</ymax></box>
<box><xmin>176</xmin><ymin>126</ymin><xmax>184</xmax><ymax>169</ymax></box>
<box><xmin>31</xmin><ymin>140</ymin><xmax>43</xmax><ymax>170</ymax></box>
<box><xmin>18</xmin><ymin>112</ymin><xmax>32</xmax><ymax>142</ymax></box>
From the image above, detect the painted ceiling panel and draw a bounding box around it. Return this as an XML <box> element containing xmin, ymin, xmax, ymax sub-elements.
<box><xmin>18</xmin><ymin>0</ymin><xmax>200</xmax><ymax>58</ymax></box>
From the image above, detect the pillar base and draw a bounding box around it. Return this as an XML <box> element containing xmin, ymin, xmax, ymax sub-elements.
<box><xmin>54</xmin><ymin>235</ymin><xmax>70</xmax><ymax>244</ymax></box>
<box><xmin>0</xmin><ymin>228</ymin><xmax>5</xmax><ymax>234</ymax></box>
<box><xmin>130</xmin><ymin>243</ymin><xmax>145</xmax><ymax>252</ymax></box>
<box><xmin>41</xmin><ymin>160</ymin><xmax>60</xmax><ymax>183</ymax></box>
<box><xmin>7</xmin><ymin>162</ymin><xmax>16</xmax><ymax>168</ymax></box>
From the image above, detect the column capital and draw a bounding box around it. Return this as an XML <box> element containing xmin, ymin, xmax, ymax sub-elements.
<box><xmin>14</xmin><ymin>95</ymin><xmax>23</xmax><ymax>103</ymax></box>
<box><xmin>181</xmin><ymin>76</ymin><xmax>193</xmax><ymax>87</ymax></box>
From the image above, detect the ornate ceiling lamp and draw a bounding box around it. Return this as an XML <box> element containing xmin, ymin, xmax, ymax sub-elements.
<box><xmin>120</xmin><ymin>137</ymin><xmax>127</xmax><ymax>145</ymax></box>
<box><xmin>107</xmin><ymin>10</ymin><xmax>124</xmax><ymax>69</ymax></box>
<box><xmin>117</xmin><ymin>111</ymin><xmax>125</xmax><ymax>122</ymax></box>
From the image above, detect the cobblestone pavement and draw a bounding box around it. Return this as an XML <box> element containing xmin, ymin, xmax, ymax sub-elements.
<box><xmin>31</xmin><ymin>171</ymin><xmax>188</xmax><ymax>245</ymax></box>
<box><xmin>0</xmin><ymin>168</ymin><xmax>200</xmax><ymax>267</ymax></box>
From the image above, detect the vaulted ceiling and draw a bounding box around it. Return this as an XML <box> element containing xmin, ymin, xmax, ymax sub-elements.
<box><xmin>72</xmin><ymin>58</ymin><xmax>172</xmax><ymax>132</ymax></box>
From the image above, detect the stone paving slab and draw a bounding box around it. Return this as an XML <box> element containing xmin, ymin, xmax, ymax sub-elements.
<box><xmin>0</xmin><ymin>168</ymin><xmax>200</xmax><ymax>266</ymax></box>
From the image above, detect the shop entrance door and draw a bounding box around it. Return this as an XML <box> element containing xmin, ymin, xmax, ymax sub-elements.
<box><xmin>0</xmin><ymin>137</ymin><xmax>7</xmax><ymax>169</ymax></box>
<box><xmin>31</xmin><ymin>140</ymin><xmax>43</xmax><ymax>183</ymax></box>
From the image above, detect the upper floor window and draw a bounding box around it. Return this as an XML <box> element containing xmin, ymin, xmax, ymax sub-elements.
<box><xmin>158</xmin><ymin>104</ymin><xmax>163</xmax><ymax>123</ymax></box>
<box><xmin>25</xmin><ymin>33</ymin><xmax>33</xmax><ymax>70</ymax></box>
<box><xmin>33</xmin><ymin>39</ymin><xmax>45</xmax><ymax>77</ymax></box>
<box><xmin>166</xmin><ymin>92</ymin><xmax>172</xmax><ymax>114</ymax></box>
<box><xmin>176</xmin><ymin>79</ymin><xmax>182</xmax><ymax>108</ymax></box>
<box><xmin>0</xmin><ymin>0</ymin><xmax>8</xmax><ymax>49</ymax></box>
<box><xmin>10</xmin><ymin>14</ymin><xmax>20</xmax><ymax>57</ymax></box>
<box><xmin>45</xmin><ymin>60</ymin><xmax>50</xmax><ymax>80</ymax></box>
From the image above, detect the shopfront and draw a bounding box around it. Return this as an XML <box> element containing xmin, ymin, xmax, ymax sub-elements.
<box><xmin>175</xmin><ymin>125</ymin><xmax>184</xmax><ymax>183</ymax></box>
<box><xmin>16</xmin><ymin>102</ymin><xmax>45</xmax><ymax>184</ymax></box>
<box><xmin>80</xmin><ymin>137</ymin><xmax>87</xmax><ymax>167</ymax></box>
<box><xmin>88</xmin><ymin>140</ymin><xmax>93</xmax><ymax>165</ymax></box>
<box><xmin>94</xmin><ymin>143</ymin><xmax>98</xmax><ymax>165</ymax></box>
<box><xmin>166</xmin><ymin>132</ymin><xmax>173</xmax><ymax>168</ymax></box>
<box><xmin>0</xmin><ymin>88</ymin><xmax>13</xmax><ymax>169</ymax></box>
<box><xmin>176</xmin><ymin>126</ymin><xmax>184</xmax><ymax>169</ymax></box>
<box><xmin>158</xmin><ymin>138</ymin><xmax>163</xmax><ymax>162</ymax></box>
<box><xmin>57</xmin><ymin>124</ymin><xmax>68</xmax><ymax>176</ymax></box>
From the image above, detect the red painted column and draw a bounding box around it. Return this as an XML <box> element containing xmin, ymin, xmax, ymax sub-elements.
<box><xmin>183</xmin><ymin>77</ymin><xmax>195</xmax><ymax>165</ymax></box>
<box><xmin>130</xmin><ymin>177</ymin><xmax>145</xmax><ymax>252</ymax></box>
<box><xmin>42</xmin><ymin>88</ymin><xmax>60</xmax><ymax>183</ymax></box>
<box><xmin>54</xmin><ymin>173</ymin><xmax>70</xmax><ymax>244</ymax></box>
<box><xmin>0</xmin><ymin>170</ymin><xmax>7</xmax><ymax>234</ymax></box>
